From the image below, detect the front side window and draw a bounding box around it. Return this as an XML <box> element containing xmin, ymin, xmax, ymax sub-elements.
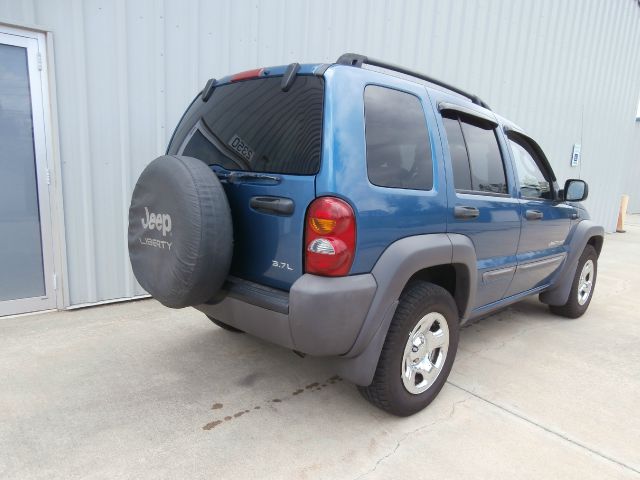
<box><xmin>508</xmin><ymin>139</ymin><xmax>552</xmax><ymax>199</ymax></box>
<box><xmin>364</xmin><ymin>85</ymin><xmax>433</xmax><ymax>190</ymax></box>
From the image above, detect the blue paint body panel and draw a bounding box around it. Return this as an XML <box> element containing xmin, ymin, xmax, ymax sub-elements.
<box><xmin>316</xmin><ymin>66</ymin><xmax>448</xmax><ymax>274</ymax></box>
<box><xmin>213</xmin><ymin>167</ymin><xmax>315</xmax><ymax>290</ymax></box>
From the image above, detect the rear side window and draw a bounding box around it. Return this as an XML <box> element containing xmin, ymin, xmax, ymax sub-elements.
<box><xmin>442</xmin><ymin>114</ymin><xmax>507</xmax><ymax>195</ymax></box>
<box><xmin>364</xmin><ymin>86</ymin><xmax>433</xmax><ymax>190</ymax></box>
<box><xmin>181</xmin><ymin>76</ymin><xmax>323</xmax><ymax>175</ymax></box>
<box><xmin>442</xmin><ymin>117</ymin><xmax>472</xmax><ymax>191</ymax></box>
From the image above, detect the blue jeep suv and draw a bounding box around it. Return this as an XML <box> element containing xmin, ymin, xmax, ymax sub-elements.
<box><xmin>128</xmin><ymin>53</ymin><xmax>604</xmax><ymax>416</ymax></box>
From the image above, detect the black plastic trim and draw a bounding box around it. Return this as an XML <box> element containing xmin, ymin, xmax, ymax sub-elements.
<box><xmin>456</xmin><ymin>189</ymin><xmax>511</xmax><ymax>198</ymax></box>
<box><xmin>225</xmin><ymin>276</ymin><xmax>289</xmax><ymax>314</ymax></box>
<box><xmin>281</xmin><ymin>63</ymin><xmax>300</xmax><ymax>92</ymax></box>
<box><xmin>249</xmin><ymin>196</ymin><xmax>295</xmax><ymax>216</ymax></box>
<box><xmin>564</xmin><ymin>179</ymin><xmax>589</xmax><ymax>202</ymax></box>
<box><xmin>337</xmin><ymin>52</ymin><xmax>491</xmax><ymax>110</ymax></box>
<box><xmin>503</xmin><ymin>126</ymin><xmax>558</xmax><ymax>183</ymax></box>
<box><xmin>313</xmin><ymin>63</ymin><xmax>331</xmax><ymax>76</ymax></box>
<box><xmin>438</xmin><ymin>101</ymin><xmax>497</xmax><ymax>127</ymax></box>
<box><xmin>202</xmin><ymin>78</ymin><xmax>217</xmax><ymax>102</ymax></box>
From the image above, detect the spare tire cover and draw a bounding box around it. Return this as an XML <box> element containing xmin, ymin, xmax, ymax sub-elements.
<box><xmin>128</xmin><ymin>155</ymin><xmax>233</xmax><ymax>308</ymax></box>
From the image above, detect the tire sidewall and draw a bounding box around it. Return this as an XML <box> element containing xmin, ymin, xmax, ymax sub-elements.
<box><xmin>383</xmin><ymin>285</ymin><xmax>459</xmax><ymax>415</ymax></box>
<box><xmin>569</xmin><ymin>246</ymin><xmax>598</xmax><ymax>315</ymax></box>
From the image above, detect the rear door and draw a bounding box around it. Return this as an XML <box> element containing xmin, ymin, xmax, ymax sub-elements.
<box><xmin>503</xmin><ymin>133</ymin><xmax>573</xmax><ymax>296</ymax></box>
<box><xmin>169</xmin><ymin>75</ymin><xmax>324</xmax><ymax>290</ymax></box>
<box><xmin>437</xmin><ymin>101</ymin><xmax>521</xmax><ymax>309</ymax></box>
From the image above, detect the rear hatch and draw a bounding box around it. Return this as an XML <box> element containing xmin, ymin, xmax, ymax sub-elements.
<box><xmin>167</xmin><ymin>69</ymin><xmax>324</xmax><ymax>290</ymax></box>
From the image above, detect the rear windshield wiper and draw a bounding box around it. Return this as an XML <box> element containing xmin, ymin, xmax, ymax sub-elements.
<box><xmin>215</xmin><ymin>170</ymin><xmax>281</xmax><ymax>185</ymax></box>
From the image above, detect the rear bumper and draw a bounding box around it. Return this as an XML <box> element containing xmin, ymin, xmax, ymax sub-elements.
<box><xmin>194</xmin><ymin>273</ymin><xmax>377</xmax><ymax>356</ymax></box>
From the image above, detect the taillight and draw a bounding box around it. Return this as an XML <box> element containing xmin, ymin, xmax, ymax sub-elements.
<box><xmin>305</xmin><ymin>197</ymin><xmax>356</xmax><ymax>276</ymax></box>
<box><xmin>230</xmin><ymin>68</ymin><xmax>264</xmax><ymax>82</ymax></box>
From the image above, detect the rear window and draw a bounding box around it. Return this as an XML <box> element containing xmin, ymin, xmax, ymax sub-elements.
<box><xmin>181</xmin><ymin>76</ymin><xmax>324</xmax><ymax>175</ymax></box>
<box><xmin>364</xmin><ymin>85</ymin><xmax>433</xmax><ymax>190</ymax></box>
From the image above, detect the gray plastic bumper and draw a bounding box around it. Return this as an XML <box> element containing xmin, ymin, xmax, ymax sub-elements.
<box><xmin>194</xmin><ymin>273</ymin><xmax>377</xmax><ymax>356</ymax></box>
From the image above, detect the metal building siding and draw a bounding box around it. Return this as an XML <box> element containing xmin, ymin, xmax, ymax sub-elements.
<box><xmin>0</xmin><ymin>0</ymin><xmax>638</xmax><ymax>306</ymax></box>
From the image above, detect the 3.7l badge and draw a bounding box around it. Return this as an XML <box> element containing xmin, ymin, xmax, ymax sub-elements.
<box><xmin>272</xmin><ymin>260</ymin><xmax>293</xmax><ymax>271</ymax></box>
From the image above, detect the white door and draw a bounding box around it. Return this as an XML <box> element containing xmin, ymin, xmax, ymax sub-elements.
<box><xmin>0</xmin><ymin>29</ymin><xmax>56</xmax><ymax>316</ymax></box>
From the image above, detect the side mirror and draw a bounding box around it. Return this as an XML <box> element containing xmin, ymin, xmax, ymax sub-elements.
<box><xmin>563</xmin><ymin>179</ymin><xmax>588</xmax><ymax>202</ymax></box>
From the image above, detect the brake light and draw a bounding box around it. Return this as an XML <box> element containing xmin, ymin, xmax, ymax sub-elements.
<box><xmin>305</xmin><ymin>197</ymin><xmax>356</xmax><ymax>276</ymax></box>
<box><xmin>230</xmin><ymin>68</ymin><xmax>264</xmax><ymax>82</ymax></box>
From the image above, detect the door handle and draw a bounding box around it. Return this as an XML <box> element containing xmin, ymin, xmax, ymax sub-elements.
<box><xmin>525</xmin><ymin>209</ymin><xmax>544</xmax><ymax>220</ymax></box>
<box><xmin>454</xmin><ymin>206</ymin><xmax>480</xmax><ymax>219</ymax></box>
<box><xmin>249</xmin><ymin>196</ymin><xmax>294</xmax><ymax>216</ymax></box>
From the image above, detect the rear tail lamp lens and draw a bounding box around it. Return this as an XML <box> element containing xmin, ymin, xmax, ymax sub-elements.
<box><xmin>304</xmin><ymin>197</ymin><xmax>356</xmax><ymax>276</ymax></box>
<box><xmin>309</xmin><ymin>217</ymin><xmax>336</xmax><ymax>234</ymax></box>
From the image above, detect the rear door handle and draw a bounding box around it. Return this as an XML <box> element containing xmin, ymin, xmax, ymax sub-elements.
<box><xmin>249</xmin><ymin>196</ymin><xmax>294</xmax><ymax>216</ymax></box>
<box><xmin>525</xmin><ymin>209</ymin><xmax>544</xmax><ymax>220</ymax></box>
<box><xmin>454</xmin><ymin>206</ymin><xmax>480</xmax><ymax>219</ymax></box>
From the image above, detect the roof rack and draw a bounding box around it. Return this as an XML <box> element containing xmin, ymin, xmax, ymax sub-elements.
<box><xmin>336</xmin><ymin>53</ymin><xmax>491</xmax><ymax>110</ymax></box>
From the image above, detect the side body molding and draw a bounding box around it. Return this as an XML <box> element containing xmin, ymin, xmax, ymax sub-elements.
<box><xmin>334</xmin><ymin>233</ymin><xmax>477</xmax><ymax>386</ymax></box>
<box><xmin>539</xmin><ymin>220</ymin><xmax>604</xmax><ymax>306</ymax></box>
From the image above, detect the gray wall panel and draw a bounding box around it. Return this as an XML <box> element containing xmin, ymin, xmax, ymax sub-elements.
<box><xmin>1</xmin><ymin>0</ymin><xmax>638</xmax><ymax>305</ymax></box>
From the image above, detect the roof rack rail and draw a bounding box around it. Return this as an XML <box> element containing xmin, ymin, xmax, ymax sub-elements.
<box><xmin>336</xmin><ymin>53</ymin><xmax>491</xmax><ymax>110</ymax></box>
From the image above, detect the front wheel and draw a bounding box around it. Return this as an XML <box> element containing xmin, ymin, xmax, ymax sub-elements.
<box><xmin>549</xmin><ymin>245</ymin><xmax>598</xmax><ymax>318</ymax></box>
<box><xmin>358</xmin><ymin>282</ymin><xmax>459</xmax><ymax>416</ymax></box>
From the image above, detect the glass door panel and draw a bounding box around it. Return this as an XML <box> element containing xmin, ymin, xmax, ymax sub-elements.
<box><xmin>0</xmin><ymin>43</ymin><xmax>46</xmax><ymax>301</ymax></box>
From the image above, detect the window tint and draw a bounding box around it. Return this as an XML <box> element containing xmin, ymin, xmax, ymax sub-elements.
<box><xmin>442</xmin><ymin>116</ymin><xmax>472</xmax><ymax>190</ymax></box>
<box><xmin>460</xmin><ymin>120</ymin><xmax>507</xmax><ymax>194</ymax></box>
<box><xmin>182</xmin><ymin>129</ymin><xmax>241</xmax><ymax>170</ymax></box>
<box><xmin>509</xmin><ymin>139</ymin><xmax>552</xmax><ymax>199</ymax></box>
<box><xmin>364</xmin><ymin>86</ymin><xmax>433</xmax><ymax>190</ymax></box>
<box><xmin>181</xmin><ymin>76</ymin><xmax>323</xmax><ymax>174</ymax></box>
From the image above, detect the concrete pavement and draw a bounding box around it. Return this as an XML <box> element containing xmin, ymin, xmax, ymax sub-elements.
<box><xmin>1</xmin><ymin>222</ymin><xmax>639</xmax><ymax>479</ymax></box>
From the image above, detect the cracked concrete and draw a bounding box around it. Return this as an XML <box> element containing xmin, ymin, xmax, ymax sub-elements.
<box><xmin>353</xmin><ymin>395</ymin><xmax>474</xmax><ymax>480</ymax></box>
<box><xmin>1</xmin><ymin>220</ymin><xmax>639</xmax><ymax>479</ymax></box>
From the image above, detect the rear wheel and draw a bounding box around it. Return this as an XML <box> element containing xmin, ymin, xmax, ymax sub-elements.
<box><xmin>358</xmin><ymin>282</ymin><xmax>459</xmax><ymax>416</ymax></box>
<box><xmin>549</xmin><ymin>245</ymin><xmax>598</xmax><ymax>318</ymax></box>
<box><xmin>207</xmin><ymin>315</ymin><xmax>244</xmax><ymax>333</ymax></box>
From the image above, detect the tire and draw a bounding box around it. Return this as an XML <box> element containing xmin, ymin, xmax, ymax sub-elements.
<box><xmin>128</xmin><ymin>155</ymin><xmax>233</xmax><ymax>308</ymax></box>
<box><xmin>549</xmin><ymin>245</ymin><xmax>598</xmax><ymax>318</ymax></box>
<box><xmin>207</xmin><ymin>315</ymin><xmax>244</xmax><ymax>333</ymax></box>
<box><xmin>359</xmin><ymin>282</ymin><xmax>459</xmax><ymax>416</ymax></box>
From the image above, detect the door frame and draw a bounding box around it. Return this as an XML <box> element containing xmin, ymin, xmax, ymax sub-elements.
<box><xmin>0</xmin><ymin>23</ymin><xmax>67</xmax><ymax>316</ymax></box>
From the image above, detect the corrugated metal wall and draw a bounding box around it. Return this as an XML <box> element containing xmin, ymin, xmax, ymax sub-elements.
<box><xmin>1</xmin><ymin>0</ymin><xmax>639</xmax><ymax>306</ymax></box>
